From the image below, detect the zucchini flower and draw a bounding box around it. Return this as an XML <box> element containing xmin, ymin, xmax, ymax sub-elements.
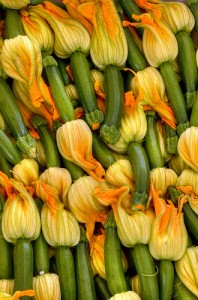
<box><xmin>178</xmin><ymin>126</ymin><xmax>198</xmax><ymax>172</ymax></box>
<box><xmin>89</xmin><ymin>231</ymin><xmax>128</xmax><ymax>280</ymax></box>
<box><xmin>120</xmin><ymin>95</ymin><xmax>147</xmax><ymax>144</ymax></box>
<box><xmin>33</xmin><ymin>273</ymin><xmax>61</xmax><ymax>300</ymax></box>
<box><xmin>67</xmin><ymin>176</ymin><xmax>109</xmax><ymax>240</ymax></box>
<box><xmin>35</xmin><ymin>139</ymin><xmax>46</xmax><ymax>167</ymax></box>
<box><xmin>39</xmin><ymin>167</ymin><xmax>72</xmax><ymax>208</ymax></box>
<box><xmin>113</xmin><ymin>187</ymin><xmax>154</xmax><ymax>247</ymax></box>
<box><xmin>108</xmin><ymin>291</ymin><xmax>141</xmax><ymax>300</ymax></box>
<box><xmin>105</xmin><ymin>159</ymin><xmax>135</xmax><ymax>192</ymax></box>
<box><xmin>0</xmin><ymin>0</ymin><xmax>29</xmax><ymax>9</ymax></box>
<box><xmin>150</xmin><ymin>167</ymin><xmax>178</xmax><ymax>196</ymax></box>
<box><xmin>0</xmin><ymin>175</ymin><xmax>40</xmax><ymax>244</ymax></box>
<box><xmin>0</xmin><ymin>37</ymin><xmax>7</xmax><ymax>80</ymax></box>
<box><xmin>106</xmin><ymin>137</ymin><xmax>128</xmax><ymax>154</ymax></box>
<box><xmin>123</xmin><ymin>13</ymin><xmax>178</xmax><ymax>68</ymax></box>
<box><xmin>20</xmin><ymin>8</ymin><xmax>55</xmax><ymax>56</ymax></box>
<box><xmin>35</xmin><ymin>180</ymin><xmax>80</xmax><ymax>247</ymax></box>
<box><xmin>0</xmin><ymin>290</ymin><xmax>35</xmax><ymax>299</ymax></box>
<box><xmin>175</xmin><ymin>246</ymin><xmax>198</xmax><ymax>297</ymax></box>
<box><xmin>64</xmin><ymin>0</ymin><xmax>128</xmax><ymax>70</ymax></box>
<box><xmin>168</xmin><ymin>154</ymin><xmax>189</xmax><ymax>175</ymax></box>
<box><xmin>0</xmin><ymin>279</ymin><xmax>14</xmax><ymax>295</ymax></box>
<box><xmin>12</xmin><ymin>158</ymin><xmax>39</xmax><ymax>186</ymax></box>
<box><xmin>177</xmin><ymin>168</ymin><xmax>198</xmax><ymax>196</ymax></box>
<box><xmin>149</xmin><ymin>183</ymin><xmax>188</xmax><ymax>260</ymax></box>
<box><xmin>29</xmin><ymin>1</ymin><xmax>90</xmax><ymax>58</ymax></box>
<box><xmin>56</xmin><ymin>119</ymin><xmax>105</xmax><ymax>181</ymax></box>
<box><xmin>130</xmin><ymin>67</ymin><xmax>177</xmax><ymax>129</ymax></box>
<box><xmin>1</xmin><ymin>35</ymin><xmax>58</xmax><ymax>120</ymax></box>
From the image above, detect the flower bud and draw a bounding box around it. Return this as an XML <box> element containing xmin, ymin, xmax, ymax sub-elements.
<box><xmin>120</xmin><ymin>103</ymin><xmax>147</xmax><ymax>144</ymax></box>
<box><xmin>29</xmin><ymin>2</ymin><xmax>90</xmax><ymax>58</ymax></box>
<box><xmin>2</xmin><ymin>180</ymin><xmax>41</xmax><ymax>243</ymax></box>
<box><xmin>115</xmin><ymin>188</ymin><xmax>153</xmax><ymax>247</ymax></box>
<box><xmin>56</xmin><ymin>119</ymin><xmax>105</xmax><ymax>181</ymax></box>
<box><xmin>105</xmin><ymin>159</ymin><xmax>135</xmax><ymax>192</ymax></box>
<box><xmin>20</xmin><ymin>9</ymin><xmax>55</xmax><ymax>56</ymax></box>
<box><xmin>12</xmin><ymin>158</ymin><xmax>39</xmax><ymax>186</ymax></box>
<box><xmin>149</xmin><ymin>184</ymin><xmax>188</xmax><ymax>260</ymax></box>
<box><xmin>175</xmin><ymin>246</ymin><xmax>198</xmax><ymax>297</ymax></box>
<box><xmin>168</xmin><ymin>154</ymin><xmax>189</xmax><ymax>175</ymax></box>
<box><xmin>150</xmin><ymin>167</ymin><xmax>178</xmax><ymax>196</ymax></box>
<box><xmin>178</xmin><ymin>126</ymin><xmax>198</xmax><ymax>172</ymax></box>
<box><xmin>108</xmin><ymin>291</ymin><xmax>141</xmax><ymax>300</ymax></box>
<box><xmin>65</xmin><ymin>84</ymin><xmax>79</xmax><ymax>102</ymax></box>
<box><xmin>0</xmin><ymin>279</ymin><xmax>14</xmax><ymax>295</ymax></box>
<box><xmin>0</xmin><ymin>0</ymin><xmax>29</xmax><ymax>9</ymax></box>
<box><xmin>33</xmin><ymin>273</ymin><xmax>61</xmax><ymax>300</ymax></box>
<box><xmin>39</xmin><ymin>167</ymin><xmax>72</xmax><ymax>207</ymax></box>
<box><xmin>177</xmin><ymin>168</ymin><xmax>198</xmax><ymax>195</ymax></box>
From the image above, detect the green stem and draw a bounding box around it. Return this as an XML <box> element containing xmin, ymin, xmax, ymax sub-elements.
<box><xmin>70</xmin><ymin>51</ymin><xmax>104</xmax><ymax>128</ymax></box>
<box><xmin>31</xmin><ymin>115</ymin><xmax>61</xmax><ymax>168</ymax></box>
<box><xmin>5</xmin><ymin>9</ymin><xmax>24</xmax><ymax>39</ymax></box>
<box><xmin>43</xmin><ymin>56</ymin><xmax>75</xmax><ymax>122</ymax></box>
<box><xmin>176</xmin><ymin>31</ymin><xmax>198</xmax><ymax>109</ymax></box>
<box><xmin>127</xmin><ymin>142</ymin><xmax>150</xmax><ymax>210</ymax></box>
<box><xmin>164</xmin><ymin>124</ymin><xmax>178</xmax><ymax>155</ymax></box>
<box><xmin>144</xmin><ymin>111</ymin><xmax>164</xmax><ymax>169</ymax></box>
<box><xmin>159</xmin><ymin>260</ymin><xmax>174</xmax><ymax>300</ymax></box>
<box><xmin>160</xmin><ymin>62</ymin><xmax>189</xmax><ymax>136</ymax></box>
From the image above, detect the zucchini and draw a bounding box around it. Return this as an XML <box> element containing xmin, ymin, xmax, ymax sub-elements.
<box><xmin>14</xmin><ymin>238</ymin><xmax>33</xmax><ymax>300</ymax></box>
<box><xmin>104</xmin><ymin>210</ymin><xmax>128</xmax><ymax>295</ymax></box>
<box><xmin>75</xmin><ymin>226</ymin><xmax>97</xmax><ymax>300</ymax></box>
<box><xmin>5</xmin><ymin>8</ymin><xmax>24</xmax><ymax>39</ymax></box>
<box><xmin>61</xmin><ymin>157</ymin><xmax>85</xmax><ymax>181</ymax></box>
<box><xmin>0</xmin><ymin>78</ymin><xmax>36</xmax><ymax>158</ymax></box>
<box><xmin>159</xmin><ymin>260</ymin><xmax>174</xmax><ymax>300</ymax></box>
<box><xmin>143</xmin><ymin>111</ymin><xmax>164</xmax><ymax>169</ymax></box>
<box><xmin>0</xmin><ymin>153</ymin><xmax>13</xmax><ymax>178</ymax></box>
<box><xmin>127</xmin><ymin>142</ymin><xmax>150</xmax><ymax>210</ymax></box>
<box><xmin>56</xmin><ymin>57</ymin><xmax>71</xmax><ymax>86</ymax></box>
<box><xmin>94</xmin><ymin>275</ymin><xmax>112</xmax><ymax>300</ymax></box>
<box><xmin>31</xmin><ymin>115</ymin><xmax>61</xmax><ymax>168</ymax></box>
<box><xmin>70</xmin><ymin>51</ymin><xmax>104</xmax><ymax>130</ymax></box>
<box><xmin>100</xmin><ymin>66</ymin><xmax>124</xmax><ymax>145</ymax></box>
<box><xmin>55</xmin><ymin>246</ymin><xmax>76</xmax><ymax>300</ymax></box>
<box><xmin>0</xmin><ymin>195</ymin><xmax>13</xmax><ymax>279</ymax></box>
<box><xmin>0</xmin><ymin>130</ymin><xmax>22</xmax><ymax>165</ymax></box>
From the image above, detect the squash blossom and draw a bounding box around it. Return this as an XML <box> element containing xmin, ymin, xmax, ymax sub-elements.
<box><xmin>168</xmin><ymin>154</ymin><xmax>189</xmax><ymax>175</ymax></box>
<box><xmin>0</xmin><ymin>0</ymin><xmax>29</xmax><ymax>9</ymax></box>
<box><xmin>177</xmin><ymin>184</ymin><xmax>198</xmax><ymax>216</ymax></box>
<box><xmin>105</xmin><ymin>159</ymin><xmax>135</xmax><ymax>192</ymax></box>
<box><xmin>39</xmin><ymin>167</ymin><xmax>72</xmax><ymax>208</ymax></box>
<box><xmin>0</xmin><ymin>175</ymin><xmax>41</xmax><ymax>244</ymax></box>
<box><xmin>150</xmin><ymin>167</ymin><xmax>178</xmax><ymax>196</ymax></box>
<box><xmin>20</xmin><ymin>8</ymin><xmax>55</xmax><ymax>57</ymax></box>
<box><xmin>177</xmin><ymin>168</ymin><xmax>198</xmax><ymax>196</ymax></box>
<box><xmin>12</xmin><ymin>158</ymin><xmax>39</xmax><ymax>186</ymax></box>
<box><xmin>33</xmin><ymin>273</ymin><xmax>61</xmax><ymax>300</ymax></box>
<box><xmin>1</xmin><ymin>35</ymin><xmax>58</xmax><ymax>120</ymax></box>
<box><xmin>56</xmin><ymin>119</ymin><xmax>105</xmax><ymax>181</ymax></box>
<box><xmin>90</xmin><ymin>231</ymin><xmax>128</xmax><ymax>280</ymax></box>
<box><xmin>123</xmin><ymin>13</ymin><xmax>178</xmax><ymax>68</ymax></box>
<box><xmin>29</xmin><ymin>1</ymin><xmax>91</xmax><ymax>58</ymax></box>
<box><xmin>34</xmin><ymin>180</ymin><xmax>80</xmax><ymax>247</ymax></box>
<box><xmin>175</xmin><ymin>246</ymin><xmax>198</xmax><ymax>297</ymax></box>
<box><xmin>0</xmin><ymin>290</ymin><xmax>35</xmax><ymax>299</ymax></box>
<box><xmin>149</xmin><ymin>183</ymin><xmax>188</xmax><ymax>260</ymax></box>
<box><xmin>178</xmin><ymin>126</ymin><xmax>198</xmax><ymax>172</ymax></box>
<box><xmin>0</xmin><ymin>279</ymin><xmax>14</xmax><ymax>295</ymax></box>
<box><xmin>112</xmin><ymin>187</ymin><xmax>154</xmax><ymax>247</ymax></box>
<box><xmin>64</xmin><ymin>0</ymin><xmax>128</xmax><ymax>70</ymax></box>
<box><xmin>108</xmin><ymin>291</ymin><xmax>141</xmax><ymax>300</ymax></box>
<box><xmin>130</xmin><ymin>66</ymin><xmax>176</xmax><ymax>129</ymax></box>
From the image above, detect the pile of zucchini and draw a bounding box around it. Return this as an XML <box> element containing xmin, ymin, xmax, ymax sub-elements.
<box><xmin>0</xmin><ymin>0</ymin><xmax>198</xmax><ymax>299</ymax></box>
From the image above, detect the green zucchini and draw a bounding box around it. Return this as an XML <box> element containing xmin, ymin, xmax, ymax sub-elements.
<box><xmin>70</xmin><ymin>51</ymin><xmax>104</xmax><ymax>129</ymax></box>
<box><xmin>0</xmin><ymin>130</ymin><xmax>22</xmax><ymax>165</ymax></box>
<box><xmin>5</xmin><ymin>8</ymin><xmax>24</xmax><ymax>39</ymax></box>
<box><xmin>104</xmin><ymin>210</ymin><xmax>128</xmax><ymax>295</ymax></box>
<box><xmin>75</xmin><ymin>226</ymin><xmax>97</xmax><ymax>300</ymax></box>
<box><xmin>0</xmin><ymin>153</ymin><xmax>13</xmax><ymax>178</ymax></box>
<box><xmin>127</xmin><ymin>142</ymin><xmax>150</xmax><ymax>210</ymax></box>
<box><xmin>14</xmin><ymin>238</ymin><xmax>33</xmax><ymax>300</ymax></box>
<box><xmin>159</xmin><ymin>260</ymin><xmax>174</xmax><ymax>300</ymax></box>
<box><xmin>56</xmin><ymin>57</ymin><xmax>71</xmax><ymax>86</ymax></box>
<box><xmin>100</xmin><ymin>65</ymin><xmax>124</xmax><ymax>145</ymax></box>
<box><xmin>55</xmin><ymin>246</ymin><xmax>76</xmax><ymax>300</ymax></box>
<box><xmin>61</xmin><ymin>157</ymin><xmax>85</xmax><ymax>181</ymax></box>
<box><xmin>94</xmin><ymin>275</ymin><xmax>112</xmax><ymax>300</ymax></box>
